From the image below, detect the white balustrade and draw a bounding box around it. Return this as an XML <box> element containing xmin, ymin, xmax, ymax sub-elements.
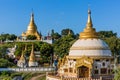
<box><xmin>0</xmin><ymin>67</ymin><xmax>55</xmax><ymax>72</ymax></box>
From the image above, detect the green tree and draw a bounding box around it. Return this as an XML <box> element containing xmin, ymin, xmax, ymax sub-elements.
<box><xmin>0</xmin><ymin>58</ymin><xmax>16</xmax><ymax>68</ymax></box>
<box><xmin>40</xmin><ymin>43</ymin><xmax>53</xmax><ymax>63</ymax></box>
<box><xmin>114</xmin><ymin>68</ymin><xmax>120</xmax><ymax>80</ymax></box>
<box><xmin>98</xmin><ymin>31</ymin><xmax>119</xmax><ymax>55</ymax></box>
<box><xmin>98</xmin><ymin>31</ymin><xmax>120</xmax><ymax>63</ymax></box>
<box><xmin>52</xmin><ymin>32</ymin><xmax>61</xmax><ymax>40</ymax></box>
<box><xmin>27</xmin><ymin>35</ymin><xmax>37</xmax><ymax>40</ymax></box>
<box><xmin>14</xmin><ymin>42</ymin><xmax>24</xmax><ymax>57</ymax></box>
<box><xmin>0</xmin><ymin>46</ymin><xmax>7</xmax><ymax>58</ymax></box>
<box><xmin>0</xmin><ymin>43</ymin><xmax>14</xmax><ymax>58</ymax></box>
<box><xmin>0</xmin><ymin>33</ymin><xmax>17</xmax><ymax>41</ymax></box>
<box><xmin>51</xmin><ymin>29</ymin><xmax>61</xmax><ymax>40</ymax></box>
<box><xmin>61</xmin><ymin>28</ymin><xmax>74</xmax><ymax>36</ymax></box>
<box><xmin>7</xmin><ymin>34</ymin><xmax>17</xmax><ymax>40</ymax></box>
<box><xmin>53</xmin><ymin>35</ymin><xmax>75</xmax><ymax>58</ymax></box>
<box><xmin>98</xmin><ymin>31</ymin><xmax>117</xmax><ymax>39</ymax></box>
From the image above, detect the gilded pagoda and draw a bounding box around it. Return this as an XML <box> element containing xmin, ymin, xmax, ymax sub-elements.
<box><xmin>21</xmin><ymin>12</ymin><xmax>41</xmax><ymax>40</ymax></box>
<box><xmin>46</xmin><ymin>9</ymin><xmax>114</xmax><ymax>80</ymax></box>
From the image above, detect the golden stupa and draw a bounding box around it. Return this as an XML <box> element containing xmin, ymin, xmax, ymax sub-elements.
<box><xmin>46</xmin><ymin>9</ymin><xmax>114</xmax><ymax>80</ymax></box>
<box><xmin>28</xmin><ymin>44</ymin><xmax>38</xmax><ymax>67</ymax></box>
<box><xmin>17</xmin><ymin>49</ymin><xmax>27</xmax><ymax>67</ymax></box>
<box><xmin>21</xmin><ymin>12</ymin><xmax>41</xmax><ymax>40</ymax></box>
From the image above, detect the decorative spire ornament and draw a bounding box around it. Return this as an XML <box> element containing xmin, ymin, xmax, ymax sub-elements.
<box><xmin>79</xmin><ymin>9</ymin><xmax>98</xmax><ymax>39</ymax></box>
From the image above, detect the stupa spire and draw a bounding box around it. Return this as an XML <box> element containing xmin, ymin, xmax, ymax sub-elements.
<box><xmin>28</xmin><ymin>43</ymin><xmax>38</xmax><ymax>67</ymax></box>
<box><xmin>86</xmin><ymin>9</ymin><xmax>93</xmax><ymax>27</ymax></box>
<box><xmin>29</xmin><ymin>44</ymin><xmax>36</xmax><ymax>62</ymax></box>
<box><xmin>30</xmin><ymin>11</ymin><xmax>34</xmax><ymax>22</ymax></box>
<box><xmin>19</xmin><ymin>50</ymin><xmax>25</xmax><ymax>61</ymax></box>
<box><xmin>28</xmin><ymin>12</ymin><xmax>36</xmax><ymax>29</ymax></box>
<box><xmin>79</xmin><ymin>9</ymin><xmax>98</xmax><ymax>39</ymax></box>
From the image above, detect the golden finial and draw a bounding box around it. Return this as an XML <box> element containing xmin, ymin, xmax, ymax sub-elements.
<box><xmin>29</xmin><ymin>11</ymin><xmax>36</xmax><ymax>27</ymax></box>
<box><xmin>31</xmin><ymin>11</ymin><xmax>34</xmax><ymax>22</ymax></box>
<box><xmin>79</xmin><ymin>9</ymin><xmax>98</xmax><ymax>39</ymax></box>
<box><xmin>29</xmin><ymin>43</ymin><xmax>36</xmax><ymax>62</ymax></box>
<box><xmin>87</xmin><ymin>9</ymin><xmax>92</xmax><ymax>26</ymax></box>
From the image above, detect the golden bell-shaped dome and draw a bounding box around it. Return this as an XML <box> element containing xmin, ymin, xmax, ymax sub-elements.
<box><xmin>79</xmin><ymin>9</ymin><xmax>98</xmax><ymax>39</ymax></box>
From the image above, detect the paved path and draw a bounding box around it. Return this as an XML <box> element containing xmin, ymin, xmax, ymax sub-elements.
<box><xmin>30</xmin><ymin>74</ymin><xmax>46</xmax><ymax>80</ymax></box>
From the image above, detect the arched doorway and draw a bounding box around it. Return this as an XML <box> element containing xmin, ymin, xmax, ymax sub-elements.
<box><xmin>78</xmin><ymin>66</ymin><xmax>89</xmax><ymax>78</ymax></box>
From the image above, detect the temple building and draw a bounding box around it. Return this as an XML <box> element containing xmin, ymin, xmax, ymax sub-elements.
<box><xmin>15</xmin><ymin>12</ymin><xmax>54</xmax><ymax>44</ymax></box>
<box><xmin>21</xmin><ymin>12</ymin><xmax>41</xmax><ymax>40</ymax></box>
<box><xmin>17</xmin><ymin>44</ymin><xmax>38</xmax><ymax>67</ymax></box>
<box><xmin>46</xmin><ymin>9</ymin><xmax>114</xmax><ymax>79</ymax></box>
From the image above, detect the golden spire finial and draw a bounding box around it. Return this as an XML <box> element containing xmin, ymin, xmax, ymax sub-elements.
<box><xmin>29</xmin><ymin>43</ymin><xmax>36</xmax><ymax>62</ymax></box>
<box><xmin>87</xmin><ymin>9</ymin><xmax>92</xmax><ymax>24</ymax></box>
<box><xmin>30</xmin><ymin>11</ymin><xmax>34</xmax><ymax>22</ymax></box>
<box><xmin>79</xmin><ymin>9</ymin><xmax>98</xmax><ymax>39</ymax></box>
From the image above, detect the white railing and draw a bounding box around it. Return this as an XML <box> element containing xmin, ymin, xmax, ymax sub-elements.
<box><xmin>46</xmin><ymin>75</ymin><xmax>102</xmax><ymax>80</ymax></box>
<box><xmin>46</xmin><ymin>73</ymin><xmax>114</xmax><ymax>80</ymax></box>
<box><xmin>0</xmin><ymin>67</ymin><xmax>55</xmax><ymax>72</ymax></box>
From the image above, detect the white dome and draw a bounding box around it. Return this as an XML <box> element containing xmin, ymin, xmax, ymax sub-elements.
<box><xmin>69</xmin><ymin>39</ymin><xmax>112</xmax><ymax>56</ymax></box>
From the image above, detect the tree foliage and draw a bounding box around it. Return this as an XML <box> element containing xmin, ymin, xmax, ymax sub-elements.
<box><xmin>14</xmin><ymin>42</ymin><xmax>53</xmax><ymax>63</ymax></box>
<box><xmin>98</xmin><ymin>31</ymin><xmax>120</xmax><ymax>55</ymax></box>
<box><xmin>0</xmin><ymin>58</ymin><xmax>16</xmax><ymax>68</ymax></box>
<box><xmin>114</xmin><ymin>68</ymin><xmax>120</xmax><ymax>80</ymax></box>
<box><xmin>0</xmin><ymin>33</ymin><xmax>17</xmax><ymax>41</ymax></box>
<box><xmin>0</xmin><ymin>43</ymin><xmax>14</xmax><ymax>58</ymax></box>
<box><xmin>51</xmin><ymin>29</ymin><xmax>61</xmax><ymax>40</ymax></box>
<box><xmin>40</xmin><ymin>43</ymin><xmax>53</xmax><ymax>63</ymax></box>
<box><xmin>98</xmin><ymin>31</ymin><xmax>120</xmax><ymax>63</ymax></box>
<box><xmin>98</xmin><ymin>31</ymin><xmax>117</xmax><ymax>39</ymax></box>
<box><xmin>61</xmin><ymin>28</ymin><xmax>74</xmax><ymax>36</ymax></box>
<box><xmin>27</xmin><ymin>35</ymin><xmax>37</xmax><ymax>40</ymax></box>
<box><xmin>53</xmin><ymin>35</ymin><xmax>75</xmax><ymax>58</ymax></box>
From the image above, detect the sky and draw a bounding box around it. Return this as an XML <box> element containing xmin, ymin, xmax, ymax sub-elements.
<box><xmin>0</xmin><ymin>0</ymin><xmax>120</xmax><ymax>37</ymax></box>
